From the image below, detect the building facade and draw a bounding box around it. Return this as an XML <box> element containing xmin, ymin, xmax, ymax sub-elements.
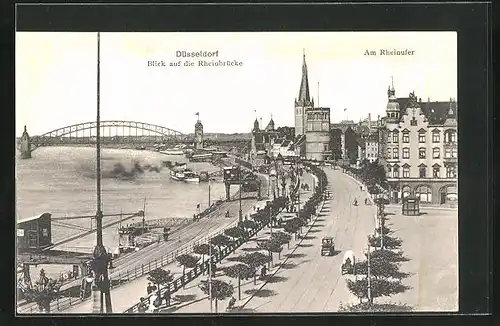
<box><xmin>305</xmin><ymin>107</ymin><xmax>331</xmax><ymax>161</ymax></box>
<box><xmin>380</xmin><ymin>83</ymin><xmax>458</xmax><ymax>206</ymax></box>
<box><xmin>365</xmin><ymin>132</ymin><xmax>380</xmax><ymax>163</ymax></box>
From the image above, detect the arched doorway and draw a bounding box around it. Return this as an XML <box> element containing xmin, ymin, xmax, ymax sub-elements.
<box><xmin>402</xmin><ymin>185</ymin><xmax>411</xmax><ymax>199</ymax></box>
<box><xmin>439</xmin><ymin>184</ymin><xmax>458</xmax><ymax>205</ymax></box>
<box><xmin>415</xmin><ymin>185</ymin><xmax>432</xmax><ymax>203</ymax></box>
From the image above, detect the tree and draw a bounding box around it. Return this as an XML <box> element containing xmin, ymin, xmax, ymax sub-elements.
<box><xmin>354</xmin><ymin>260</ymin><xmax>409</xmax><ymax>280</ymax></box>
<box><xmin>241</xmin><ymin>219</ymin><xmax>257</xmax><ymax>231</ymax></box>
<box><xmin>346</xmin><ymin>278</ymin><xmax>410</xmax><ymax>303</ymax></box>
<box><xmin>210</xmin><ymin>234</ymin><xmax>232</xmax><ymax>252</ymax></box>
<box><xmin>224</xmin><ymin>226</ymin><xmax>247</xmax><ymax>240</ymax></box>
<box><xmin>368</xmin><ymin>234</ymin><xmax>403</xmax><ymax>249</ymax></box>
<box><xmin>271</xmin><ymin>231</ymin><xmax>292</xmax><ymax>250</ymax></box>
<box><xmin>368</xmin><ymin>249</ymin><xmax>410</xmax><ymax>263</ymax></box>
<box><xmin>257</xmin><ymin>238</ymin><xmax>283</xmax><ymax>264</ymax></box>
<box><xmin>199</xmin><ymin>279</ymin><xmax>234</xmax><ymax>313</ymax></box>
<box><xmin>234</xmin><ymin>252</ymin><xmax>271</xmax><ymax>285</ymax></box>
<box><xmin>224</xmin><ymin>264</ymin><xmax>254</xmax><ymax>300</ymax></box>
<box><xmin>147</xmin><ymin>268</ymin><xmax>173</xmax><ymax>299</ymax></box>
<box><xmin>283</xmin><ymin>222</ymin><xmax>300</xmax><ymax>240</ymax></box>
<box><xmin>23</xmin><ymin>270</ymin><xmax>61</xmax><ymax>313</ymax></box>
<box><xmin>193</xmin><ymin>243</ymin><xmax>215</xmax><ymax>275</ymax></box>
<box><xmin>176</xmin><ymin>254</ymin><xmax>200</xmax><ymax>288</ymax></box>
<box><xmin>339</xmin><ymin>302</ymin><xmax>413</xmax><ymax>312</ymax></box>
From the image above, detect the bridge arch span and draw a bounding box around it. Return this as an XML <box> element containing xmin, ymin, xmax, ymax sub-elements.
<box><xmin>28</xmin><ymin>120</ymin><xmax>191</xmax><ymax>150</ymax></box>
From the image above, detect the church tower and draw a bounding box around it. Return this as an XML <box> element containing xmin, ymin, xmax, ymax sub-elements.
<box><xmin>294</xmin><ymin>50</ymin><xmax>314</xmax><ymax>136</ymax></box>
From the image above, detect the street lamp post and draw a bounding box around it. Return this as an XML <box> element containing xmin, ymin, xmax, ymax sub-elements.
<box><xmin>238</xmin><ymin>165</ymin><xmax>242</xmax><ymax>222</ymax></box>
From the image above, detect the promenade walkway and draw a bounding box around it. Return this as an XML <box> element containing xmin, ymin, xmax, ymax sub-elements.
<box><xmin>162</xmin><ymin>173</ymin><xmax>317</xmax><ymax>314</ymax></box>
<box><xmin>62</xmin><ymin>175</ymin><xmax>274</xmax><ymax>314</ymax></box>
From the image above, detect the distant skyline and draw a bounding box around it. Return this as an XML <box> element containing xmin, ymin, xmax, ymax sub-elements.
<box><xmin>16</xmin><ymin>32</ymin><xmax>457</xmax><ymax>136</ymax></box>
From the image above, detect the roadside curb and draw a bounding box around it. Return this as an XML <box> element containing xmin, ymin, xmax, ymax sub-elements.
<box><xmin>237</xmin><ymin>192</ymin><xmax>327</xmax><ymax>311</ymax></box>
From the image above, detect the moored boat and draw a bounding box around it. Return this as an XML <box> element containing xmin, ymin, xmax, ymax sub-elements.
<box><xmin>170</xmin><ymin>169</ymin><xmax>200</xmax><ymax>183</ymax></box>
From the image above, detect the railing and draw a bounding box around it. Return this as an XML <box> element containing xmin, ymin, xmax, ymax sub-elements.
<box><xmin>19</xmin><ymin>172</ymin><xmax>297</xmax><ymax>314</ymax></box>
<box><xmin>124</xmin><ymin>178</ymin><xmax>302</xmax><ymax>313</ymax></box>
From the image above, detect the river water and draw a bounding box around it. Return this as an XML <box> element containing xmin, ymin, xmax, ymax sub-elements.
<box><xmin>15</xmin><ymin>147</ymin><xmax>233</xmax><ymax>253</ymax></box>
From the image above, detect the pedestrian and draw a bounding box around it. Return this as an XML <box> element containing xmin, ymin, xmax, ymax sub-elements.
<box><xmin>260</xmin><ymin>265</ymin><xmax>267</xmax><ymax>279</ymax></box>
<box><xmin>211</xmin><ymin>262</ymin><xmax>217</xmax><ymax>277</ymax></box>
<box><xmin>163</xmin><ymin>287</ymin><xmax>171</xmax><ymax>307</ymax></box>
<box><xmin>146</xmin><ymin>282</ymin><xmax>153</xmax><ymax>295</ymax></box>
<box><xmin>138</xmin><ymin>297</ymin><xmax>148</xmax><ymax>313</ymax></box>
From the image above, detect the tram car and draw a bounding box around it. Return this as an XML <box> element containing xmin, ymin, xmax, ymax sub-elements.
<box><xmin>17</xmin><ymin>213</ymin><xmax>52</xmax><ymax>252</ymax></box>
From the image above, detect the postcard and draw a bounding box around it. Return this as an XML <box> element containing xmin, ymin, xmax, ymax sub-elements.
<box><xmin>16</xmin><ymin>31</ymin><xmax>458</xmax><ymax>314</ymax></box>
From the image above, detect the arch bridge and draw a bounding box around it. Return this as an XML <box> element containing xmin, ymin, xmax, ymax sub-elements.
<box><xmin>21</xmin><ymin>121</ymin><xmax>191</xmax><ymax>152</ymax></box>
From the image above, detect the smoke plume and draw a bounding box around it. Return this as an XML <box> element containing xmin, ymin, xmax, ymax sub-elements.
<box><xmin>80</xmin><ymin>159</ymin><xmax>162</xmax><ymax>181</ymax></box>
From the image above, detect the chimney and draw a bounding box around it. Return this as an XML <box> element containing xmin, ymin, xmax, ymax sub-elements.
<box><xmin>368</xmin><ymin>113</ymin><xmax>371</xmax><ymax>129</ymax></box>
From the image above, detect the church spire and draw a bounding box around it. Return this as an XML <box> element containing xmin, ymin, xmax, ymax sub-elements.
<box><xmin>297</xmin><ymin>49</ymin><xmax>311</xmax><ymax>106</ymax></box>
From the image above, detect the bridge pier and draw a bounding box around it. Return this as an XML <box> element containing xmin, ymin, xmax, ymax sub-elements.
<box><xmin>20</xmin><ymin>126</ymin><xmax>32</xmax><ymax>159</ymax></box>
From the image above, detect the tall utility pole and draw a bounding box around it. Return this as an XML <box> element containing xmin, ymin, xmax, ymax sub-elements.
<box><xmin>238</xmin><ymin>165</ymin><xmax>242</xmax><ymax>222</ymax></box>
<box><xmin>142</xmin><ymin>198</ymin><xmax>146</xmax><ymax>235</ymax></box>
<box><xmin>91</xmin><ymin>31</ymin><xmax>112</xmax><ymax>314</ymax></box>
<box><xmin>367</xmin><ymin>243</ymin><xmax>372</xmax><ymax>305</ymax></box>
<box><xmin>208</xmin><ymin>242</ymin><xmax>212</xmax><ymax>312</ymax></box>
<box><xmin>208</xmin><ymin>179</ymin><xmax>211</xmax><ymax>207</ymax></box>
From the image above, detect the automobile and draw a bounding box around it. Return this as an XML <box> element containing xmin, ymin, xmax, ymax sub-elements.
<box><xmin>320</xmin><ymin>236</ymin><xmax>335</xmax><ymax>256</ymax></box>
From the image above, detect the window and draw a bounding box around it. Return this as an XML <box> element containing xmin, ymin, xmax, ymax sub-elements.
<box><xmin>419</xmin><ymin>133</ymin><xmax>426</xmax><ymax>143</ymax></box>
<box><xmin>324</xmin><ymin>144</ymin><xmax>329</xmax><ymax>151</ymax></box>
<box><xmin>392</xmin><ymin>132</ymin><xmax>399</xmax><ymax>143</ymax></box>
<box><xmin>419</xmin><ymin>148</ymin><xmax>426</xmax><ymax>159</ymax></box>
<box><xmin>402</xmin><ymin>132</ymin><xmax>409</xmax><ymax>143</ymax></box>
<box><xmin>446</xmin><ymin>165</ymin><xmax>457</xmax><ymax>178</ymax></box>
<box><xmin>450</xmin><ymin>131</ymin><xmax>456</xmax><ymax>143</ymax></box>
<box><xmin>402</xmin><ymin>147</ymin><xmax>410</xmax><ymax>159</ymax></box>
<box><xmin>452</xmin><ymin>147</ymin><xmax>457</xmax><ymax>158</ymax></box>
<box><xmin>386</xmin><ymin>166</ymin><xmax>392</xmax><ymax>178</ymax></box>
<box><xmin>415</xmin><ymin>186</ymin><xmax>432</xmax><ymax>203</ymax></box>
<box><xmin>419</xmin><ymin>166</ymin><xmax>426</xmax><ymax>178</ymax></box>
<box><xmin>393</xmin><ymin>148</ymin><xmax>399</xmax><ymax>159</ymax></box>
<box><xmin>403</xmin><ymin>166</ymin><xmax>410</xmax><ymax>178</ymax></box>
<box><xmin>432</xmin><ymin>132</ymin><xmax>440</xmax><ymax>143</ymax></box>
<box><xmin>42</xmin><ymin>228</ymin><xmax>48</xmax><ymax>237</ymax></box>
<box><xmin>387</xmin><ymin>133</ymin><xmax>391</xmax><ymax>143</ymax></box>
<box><xmin>393</xmin><ymin>167</ymin><xmax>399</xmax><ymax>178</ymax></box>
<box><xmin>433</xmin><ymin>166</ymin><xmax>440</xmax><ymax>178</ymax></box>
<box><xmin>433</xmin><ymin>148</ymin><xmax>440</xmax><ymax>159</ymax></box>
<box><xmin>410</xmin><ymin>118</ymin><xmax>417</xmax><ymax>126</ymax></box>
<box><xmin>387</xmin><ymin>148</ymin><xmax>391</xmax><ymax>159</ymax></box>
<box><xmin>445</xmin><ymin>130</ymin><xmax>457</xmax><ymax>143</ymax></box>
<box><xmin>444</xmin><ymin>148</ymin><xmax>451</xmax><ymax>158</ymax></box>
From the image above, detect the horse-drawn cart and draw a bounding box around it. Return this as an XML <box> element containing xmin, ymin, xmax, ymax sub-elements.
<box><xmin>341</xmin><ymin>250</ymin><xmax>356</xmax><ymax>275</ymax></box>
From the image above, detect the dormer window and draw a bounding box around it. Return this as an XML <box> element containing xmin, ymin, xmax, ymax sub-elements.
<box><xmin>402</xmin><ymin>132</ymin><xmax>409</xmax><ymax>143</ymax></box>
<box><xmin>419</xmin><ymin>132</ymin><xmax>426</xmax><ymax>143</ymax></box>
<box><xmin>432</xmin><ymin>131</ymin><xmax>440</xmax><ymax>143</ymax></box>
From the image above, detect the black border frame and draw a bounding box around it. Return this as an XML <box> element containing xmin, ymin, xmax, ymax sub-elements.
<box><xmin>2</xmin><ymin>1</ymin><xmax>494</xmax><ymax>326</ymax></box>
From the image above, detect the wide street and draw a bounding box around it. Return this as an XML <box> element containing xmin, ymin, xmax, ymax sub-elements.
<box><xmin>240</xmin><ymin>168</ymin><xmax>376</xmax><ymax>312</ymax></box>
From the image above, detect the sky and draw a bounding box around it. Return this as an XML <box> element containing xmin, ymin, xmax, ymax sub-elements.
<box><xmin>16</xmin><ymin>32</ymin><xmax>457</xmax><ymax>136</ymax></box>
